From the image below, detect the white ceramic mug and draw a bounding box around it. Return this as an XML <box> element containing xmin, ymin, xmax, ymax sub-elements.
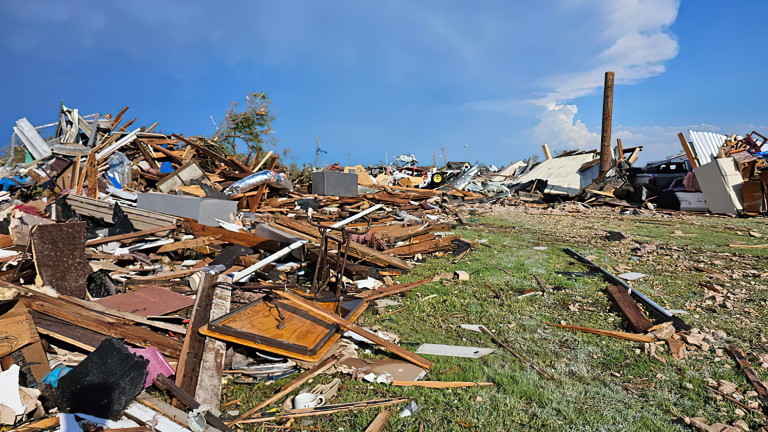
<box><xmin>293</xmin><ymin>393</ymin><xmax>325</xmax><ymax>409</ymax></box>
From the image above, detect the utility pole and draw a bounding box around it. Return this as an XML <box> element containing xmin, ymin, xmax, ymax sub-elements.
<box><xmin>314</xmin><ymin>137</ymin><xmax>320</xmax><ymax>167</ymax></box>
<box><xmin>599</xmin><ymin>71</ymin><xmax>615</xmax><ymax>177</ymax></box>
<box><xmin>441</xmin><ymin>145</ymin><xmax>447</xmax><ymax>165</ymax></box>
<box><xmin>464</xmin><ymin>145</ymin><xmax>468</xmax><ymax>162</ymax></box>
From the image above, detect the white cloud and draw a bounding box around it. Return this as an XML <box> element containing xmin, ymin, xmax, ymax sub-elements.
<box><xmin>503</xmin><ymin>0</ymin><xmax>681</xmax><ymax>153</ymax></box>
<box><xmin>533</xmin><ymin>103</ymin><xmax>599</xmax><ymax>151</ymax></box>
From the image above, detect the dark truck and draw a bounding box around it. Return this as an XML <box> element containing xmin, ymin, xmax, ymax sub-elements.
<box><xmin>626</xmin><ymin>156</ymin><xmax>691</xmax><ymax>194</ymax></box>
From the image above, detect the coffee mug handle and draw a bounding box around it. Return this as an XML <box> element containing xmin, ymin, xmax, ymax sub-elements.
<box><xmin>315</xmin><ymin>395</ymin><xmax>325</xmax><ymax>406</ymax></box>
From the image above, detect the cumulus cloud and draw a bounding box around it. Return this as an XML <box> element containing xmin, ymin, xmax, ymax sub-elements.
<box><xmin>533</xmin><ymin>103</ymin><xmax>599</xmax><ymax>150</ymax></box>
<box><xmin>533</xmin><ymin>0</ymin><xmax>680</xmax><ymax>150</ymax></box>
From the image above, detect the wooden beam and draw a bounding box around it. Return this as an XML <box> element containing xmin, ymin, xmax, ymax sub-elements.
<box><xmin>364</xmin><ymin>410</ymin><xmax>392</xmax><ymax>432</ymax></box>
<box><xmin>175</xmin><ymin>273</ymin><xmax>217</xmax><ymax>408</ymax></box>
<box><xmin>391</xmin><ymin>381</ymin><xmax>493</xmax><ymax>388</ymax></box>
<box><xmin>606</xmin><ymin>285</ymin><xmax>653</xmax><ymax>333</ymax></box>
<box><xmin>181</xmin><ymin>221</ymin><xmax>282</xmax><ymax>252</ymax></box>
<box><xmin>274</xmin><ymin>290</ymin><xmax>433</xmax><ymax>369</ymax></box>
<box><xmin>356</xmin><ymin>278</ymin><xmax>432</xmax><ymax>301</ymax></box>
<box><xmin>616</xmin><ymin>138</ymin><xmax>624</xmax><ymax>160</ymax></box>
<box><xmin>678</xmin><ymin>132</ymin><xmax>699</xmax><ymax>169</ymax></box>
<box><xmin>546</xmin><ymin>322</ymin><xmax>655</xmax><ymax>343</ymax></box>
<box><xmin>85</xmin><ymin>225</ymin><xmax>177</xmax><ymax>247</ymax></box>
<box><xmin>729</xmin><ymin>346</ymin><xmax>768</xmax><ymax>406</ymax></box>
<box><xmin>194</xmin><ymin>282</ymin><xmax>231</xmax><ymax>409</ymax></box>
<box><xmin>85</xmin><ymin>151</ymin><xmax>98</xmax><ymax>198</ymax></box>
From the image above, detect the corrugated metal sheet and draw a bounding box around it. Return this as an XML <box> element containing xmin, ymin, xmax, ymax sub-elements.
<box><xmin>689</xmin><ymin>130</ymin><xmax>728</xmax><ymax>166</ymax></box>
<box><xmin>489</xmin><ymin>161</ymin><xmax>525</xmax><ymax>182</ymax></box>
<box><xmin>513</xmin><ymin>153</ymin><xmax>597</xmax><ymax>196</ymax></box>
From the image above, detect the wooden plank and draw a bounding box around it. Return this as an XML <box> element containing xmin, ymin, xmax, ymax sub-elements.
<box><xmin>230</xmin><ymin>354</ymin><xmax>341</xmax><ymax>425</ymax></box>
<box><xmin>729</xmin><ymin>346</ymin><xmax>768</xmax><ymax>406</ymax></box>
<box><xmin>606</xmin><ymin>285</ymin><xmax>653</xmax><ymax>333</ymax></box>
<box><xmin>172</xmin><ymin>134</ymin><xmax>243</xmax><ymax>172</ymax></box>
<box><xmin>391</xmin><ymin>381</ymin><xmax>493</xmax><ymax>388</ymax></box>
<box><xmin>144</xmin><ymin>140</ymin><xmax>184</xmax><ymax>165</ymax></box>
<box><xmin>175</xmin><ymin>273</ymin><xmax>217</xmax><ymax>407</ymax></box>
<box><xmin>86</xmin><ymin>225</ymin><xmax>177</xmax><ymax>247</ymax></box>
<box><xmin>250</xmin><ymin>155</ymin><xmax>277</xmax><ymax>211</ymax></box>
<box><xmin>135</xmin><ymin>141</ymin><xmax>160</xmax><ymax>170</ymax></box>
<box><xmin>194</xmin><ymin>281</ymin><xmax>231</xmax><ymax>409</ymax></box>
<box><xmin>249</xmin><ymin>150</ymin><xmax>273</xmax><ymax>171</ymax></box>
<box><xmin>546</xmin><ymin>322</ymin><xmax>655</xmax><ymax>343</ymax></box>
<box><xmin>382</xmin><ymin>235</ymin><xmax>459</xmax><ymax>257</ymax></box>
<box><xmin>110</xmin><ymin>106</ymin><xmax>130</xmax><ymax>130</ymax></box>
<box><xmin>678</xmin><ymin>132</ymin><xmax>699</xmax><ymax>169</ymax></box>
<box><xmin>85</xmin><ymin>151</ymin><xmax>99</xmax><ymax>198</ymax></box>
<box><xmin>356</xmin><ymin>279</ymin><xmax>432</xmax><ymax>301</ymax></box>
<box><xmin>274</xmin><ymin>290</ymin><xmax>432</xmax><ymax>369</ymax></box>
<box><xmin>364</xmin><ymin>410</ymin><xmax>392</xmax><ymax>432</ymax></box>
<box><xmin>181</xmin><ymin>221</ymin><xmax>283</xmax><ymax>252</ymax></box>
<box><xmin>158</xmin><ymin>236</ymin><xmax>216</xmax><ymax>253</ymax></box>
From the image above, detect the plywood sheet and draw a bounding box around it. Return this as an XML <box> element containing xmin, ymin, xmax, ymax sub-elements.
<box><xmin>95</xmin><ymin>286</ymin><xmax>194</xmax><ymax>317</ymax></box>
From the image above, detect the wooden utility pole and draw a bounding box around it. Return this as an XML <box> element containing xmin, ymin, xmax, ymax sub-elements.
<box><xmin>599</xmin><ymin>71</ymin><xmax>615</xmax><ymax>176</ymax></box>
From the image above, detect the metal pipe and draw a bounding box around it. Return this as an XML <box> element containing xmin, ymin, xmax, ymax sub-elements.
<box><xmin>330</xmin><ymin>204</ymin><xmax>384</xmax><ymax>229</ymax></box>
<box><xmin>562</xmin><ymin>248</ymin><xmax>686</xmax><ymax>327</ymax></box>
<box><xmin>232</xmin><ymin>240</ymin><xmax>307</xmax><ymax>282</ymax></box>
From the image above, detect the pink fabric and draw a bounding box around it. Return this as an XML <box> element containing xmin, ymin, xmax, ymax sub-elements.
<box><xmin>683</xmin><ymin>171</ymin><xmax>700</xmax><ymax>192</ymax></box>
<box><xmin>129</xmin><ymin>347</ymin><xmax>175</xmax><ymax>388</ymax></box>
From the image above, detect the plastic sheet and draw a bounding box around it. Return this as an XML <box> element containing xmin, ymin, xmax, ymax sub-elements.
<box><xmin>223</xmin><ymin>170</ymin><xmax>293</xmax><ymax>195</ymax></box>
<box><xmin>105</xmin><ymin>152</ymin><xmax>132</xmax><ymax>189</ymax></box>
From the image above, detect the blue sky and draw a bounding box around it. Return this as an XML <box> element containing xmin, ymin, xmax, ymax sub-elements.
<box><xmin>1</xmin><ymin>0</ymin><xmax>766</xmax><ymax>167</ymax></box>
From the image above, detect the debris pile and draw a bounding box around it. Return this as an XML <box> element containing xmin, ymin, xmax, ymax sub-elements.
<box><xmin>0</xmin><ymin>104</ymin><xmax>495</xmax><ymax>431</ymax></box>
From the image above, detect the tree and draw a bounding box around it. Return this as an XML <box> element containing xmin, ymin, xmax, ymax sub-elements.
<box><xmin>213</xmin><ymin>92</ymin><xmax>277</xmax><ymax>164</ymax></box>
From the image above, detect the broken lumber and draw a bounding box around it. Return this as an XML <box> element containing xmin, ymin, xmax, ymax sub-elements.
<box><xmin>238</xmin><ymin>399</ymin><xmax>409</xmax><ymax>424</ymax></box>
<box><xmin>545</xmin><ymin>322</ymin><xmax>656</xmax><ymax>343</ymax></box>
<box><xmin>391</xmin><ymin>381</ymin><xmax>493</xmax><ymax>388</ymax></box>
<box><xmin>355</xmin><ymin>278</ymin><xmax>432</xmax><ymax>301</ymax></box>
<box><xmin>728</xmin><ymin>345</ymin><xmax>768</xmax><ymax>407</ymax></box>
<box><xmin>479</xmin><ymin>326</ymin><xmax>552</xmax><ymax>379</ymax></box>
<box><xmin>606</xmin><ymin>285</ymin><xmax>653</xmax><ymax>333</ymax></box>
<box><xmin>86</xmin><ymin>225</ymin><xmax>177</xmax><ymax>247</ymax></box>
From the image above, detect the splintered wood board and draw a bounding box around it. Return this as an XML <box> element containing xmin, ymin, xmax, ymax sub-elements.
<box><xmin>200</xmin><ymin>300</ymin><xmax>367</xmax><ymax>363</ymax></box>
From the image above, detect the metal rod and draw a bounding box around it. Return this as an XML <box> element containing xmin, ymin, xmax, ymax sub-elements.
<box><xmin>562</xmin><ymin>248</ymin><xmax>675</xmax><ymax>321</ymax></box>
<box><xmin>232</xmin><ymin>240</ymin><xmax>307</xmax><ymax>282</ymax></box>
<box><xmin>330</xmin><ymin>204</ymin><xmax>384</xmax><ymax>229</ymax></box>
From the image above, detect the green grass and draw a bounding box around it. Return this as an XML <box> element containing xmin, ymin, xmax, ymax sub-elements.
<box><xmin>223</xmin><ymin>209</ymin><xmax>768</xmax><ymax>431</ymax></box>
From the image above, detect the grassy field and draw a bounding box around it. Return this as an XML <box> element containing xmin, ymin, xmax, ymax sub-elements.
<box><xmin>223</xmin><ymin>207</ymin><xmax>768</xmax><ymax>431</ymax></box>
